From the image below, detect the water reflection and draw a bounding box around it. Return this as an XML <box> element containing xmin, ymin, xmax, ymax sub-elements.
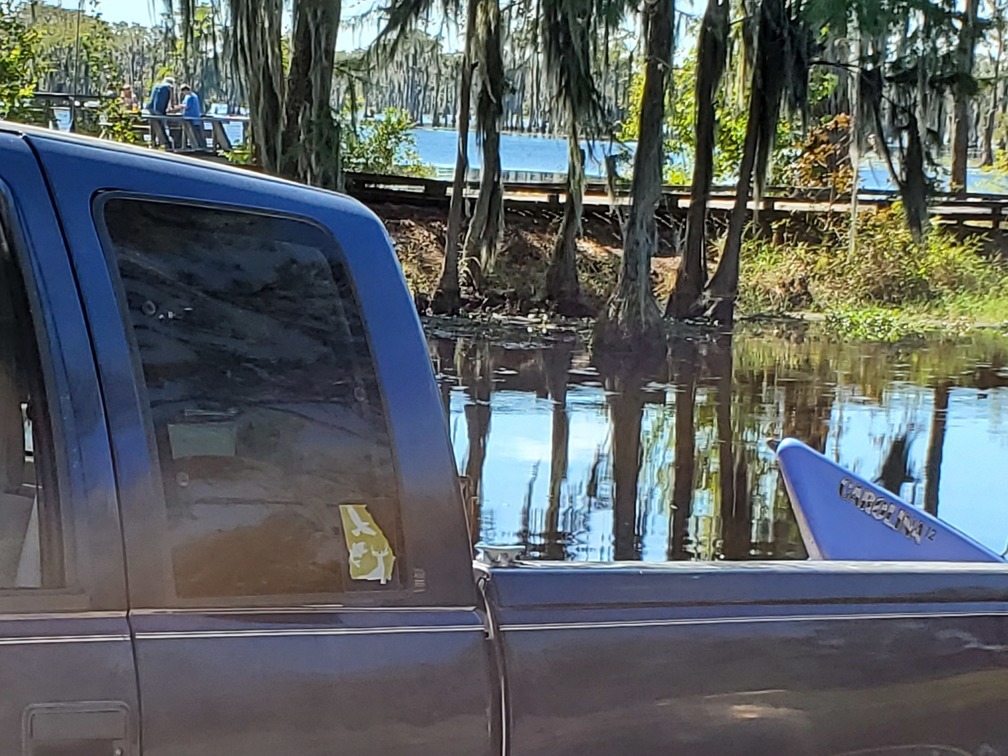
<box><xmin>432</xmin><ymin>327</ymin><xmax>1008</xmax><ymax>562</ymax></box>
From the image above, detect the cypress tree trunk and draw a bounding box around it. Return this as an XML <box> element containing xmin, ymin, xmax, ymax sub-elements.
<box><xmin>708</xmin><ymin>0</ymin><xmax>795</xmax><ymax>322</ymax></box>
<box><xmin>462</xmin><ymin>0</ymin><xmax>505</xmax><ymax>291</ymax></box>
<box><xmin>982</xmin><ymin>95</ymin><xmax>998</xmax><ymax>167</ymax></box>
<box><xmin>514</xmin><ymin>70</ymin><xmax>526</xmax><ymax>131</ymax></box>
<box><xmin>431</xmin><ymin>0</ymin><xmax>478</xmax><ymax>315</ymax></box>
<box><xmin>666</xmin><ymin>0</ymin><xmax>728</xmax><ymax>319</ymax></box>
<box><xmin>982</xmin><ymin>52</ymin><xmax>1001</xmax><ymax>167</ymax></box>
<box><xmin>531</xmin><ymin>0</ymin><xmax>542</xmax><ymax>131</ymax></box>
<box><xmin>462</xmin><ymin>120</ymin><xmax>503</xmax><ymax>291</ymax></box>
<box><xmin>848</xmin><ymin>25</ymin><xmax>861</xmax><ymax>254</ymax></box>
<box><xmin>1000</xmin><ymin>77</ymin><xmax>1008</xmax><ymax>152</ymax></box>
<box><xmin>431</xmin><ymin>59</ymin><xmax>442</xmax><ymax>128</ymax></box>
<box><xmin>903</xmin><ymin>110</ymin><xmax>929</xmax><ymax>241</ymax></box>
<box><xmin>595</xmin><ymin>0</ymin><xmax>674</xmax><ymax>346</ymax></box>
<box><xmin>951</xmin><ymin>0</ymin><xmax>980</xmax><ymax>193</ymax></box>
<box><xmin>230</xmin><ymin>0</ymin><xmax>285</xmax><ymax>174</ymax></box>
<box><xmin>545</xmin><ymin>120</ymin><xmax>584</xmax><ymax>313</ymax></box>
<box><xmin>280</xmin><ymin>0</ymin><xmax>341</xmax><ymax>188</ymax></box>
<box><xmin>706</xmin><ymin>80</ymin><xmax>761</xmax><ymax>322</ymax></box>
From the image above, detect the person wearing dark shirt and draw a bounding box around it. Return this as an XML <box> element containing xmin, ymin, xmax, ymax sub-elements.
<box><xmin>148</xmin><ymin>76</ymin><xmax>174</xmax><ymax>115</ymax></box>
<box><xmin>147</xmin><ymin>76</ymin><xmax>175</xmax><ymax>149</ymax></box>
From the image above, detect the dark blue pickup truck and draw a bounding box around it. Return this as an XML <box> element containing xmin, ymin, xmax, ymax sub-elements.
<box><xmin>2</xmin><ymin>121</ymin><xmax>1008</xmax><ymax>756</ymax></box>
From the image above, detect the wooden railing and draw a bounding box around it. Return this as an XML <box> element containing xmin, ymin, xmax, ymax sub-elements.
<box><xmin>124</xmin><ymin>115</ymin><xmax>248</xmax><ymax>154</ymax></box>
<box><xmin>27</xmin><ymin>94</ymin><xmax>248</xmax><ymax>154</ymax></box>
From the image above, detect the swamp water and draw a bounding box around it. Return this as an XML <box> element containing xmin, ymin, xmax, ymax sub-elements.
<box><xmin>428</xmin><ymin>325</ymin><xmax>1008</xmax><ymax>562</ymax></box>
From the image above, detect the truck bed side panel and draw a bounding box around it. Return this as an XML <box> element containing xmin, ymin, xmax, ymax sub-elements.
<box><xmin>492</xmin><ymin>562</ymin><xmax>1008</xmax><ymax>755</ymax></box>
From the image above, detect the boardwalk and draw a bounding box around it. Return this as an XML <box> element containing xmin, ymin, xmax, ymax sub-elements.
<box><xmin>344</xmin><ymin>171</ymin><xmax>1008</xmax><ymax>230</ymax></box>
<box><xmin>94</xmin><ymin>117</ymin><xmax>1008</xmax><ymax>231</ymax></box>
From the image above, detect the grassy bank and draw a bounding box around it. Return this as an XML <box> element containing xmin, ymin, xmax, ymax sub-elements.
<box><xmin>737</xmin><ymin>206</ymin><xmax>1008</xmax><ymax>340</ymax></box>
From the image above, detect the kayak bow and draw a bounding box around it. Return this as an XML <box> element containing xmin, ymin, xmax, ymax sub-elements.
<box><xmin>773</xmin><ymin>438</ymin><xmax>1003</xmax><ymax>562</ymax></box>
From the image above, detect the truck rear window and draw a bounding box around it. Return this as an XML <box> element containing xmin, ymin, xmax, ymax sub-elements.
<box><xmin>99</xmin><ymin>198</ymin><xmax>403</xmax><ymax>603</ymax></box>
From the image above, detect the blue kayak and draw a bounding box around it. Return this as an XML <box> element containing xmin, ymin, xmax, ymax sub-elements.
<box><xmin>774</xmin><ymin>437</ymin><xmax>1004</xmax><ymax>562</ymax></box>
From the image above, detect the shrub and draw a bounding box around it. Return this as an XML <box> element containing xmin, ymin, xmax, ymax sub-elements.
<box><xmin>738</xmin><ymin>237</ymin><xmax>816</xmax><ymax>313</ymax></box>
<box><xmin>782</xmin><ymin>114</ymin><xmax>854</xmax><ymax>194</ymax></box>
<box><xmin>739</xmin><ymin>205</ymin><xmax>1004</xmax><ymax>317</ymax></box>
<box><xmin>341</xmin><ymin>108</ymin><xmax>433</xmax><ymax>178</ymax></box>
<box><xmin>814</xmin><ymin>206</ymin><xmax>995</xmax><ymax>306</ymax></box>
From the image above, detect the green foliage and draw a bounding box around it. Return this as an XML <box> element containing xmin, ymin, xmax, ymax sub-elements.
<box><xmin>98</xmin><ymin>98</ymin><xmax>140</xmax><ymax>143</ymax></box>
<box><xmin>0</xmin><ymin>0</ymin><xmax>41</xmax><ymax>121</ymax></box>
<box><xmin>993</xmin><ymin>147</ymin><xmax>1008</xmax><ymax>174</ymax></box>
<box><xmin>341</xmin><ymin>107</ymin><xmax>433</xmax><ymax>177</ymax></box>
<box><xmin>224</xmin><ymin>142</ymin><xmax>255</xmax><ymax>166</ymax></box>
<box><xmin>739</xmin><ymin>205</ymin><xmax>1008</xmax><ymax>334</ymax></box>
<box><xmin>818</xmin><ymin>208</ymin><xmax>998</xmax><ymax>305</ymax></box>
<box><xmin>617</xmin><ymin>53</ymin><xmax>806</xmax><ymax>185</ymax></box>
<box><xmin>616</xmin><ymin>68</ymin><xmax>642</xmax><ymax>140</ymax></box>
<box><xmin>619</xmin><ymin>61</ymin><xmax>730</xmax><ymax>183</ymax></box>
<box><xmin>28</xmin><ymin>0</ymin><xmax>129</xmax><ymax>99</ymax></box>
<box><xmin>927</xmin><ymin>290</ymin><xmax>1008</xmax><ymax>330</ymax></box>
<box><xmin>808</xmin><ymin>68</ymin><xmax>839</xmax><ymax>106</ymax></box>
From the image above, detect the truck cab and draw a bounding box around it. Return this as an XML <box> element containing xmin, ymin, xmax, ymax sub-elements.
<box><xmin>3</xmin><ymin>122</ymin><xmax>1008</xmax><ymax>756</ymax></box>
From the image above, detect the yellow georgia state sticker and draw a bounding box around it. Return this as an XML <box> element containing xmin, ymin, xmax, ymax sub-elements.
<box><xmin>339</xmin><ymin>504</ymin><xmax>395</xmax><ymax>585</ymax></box>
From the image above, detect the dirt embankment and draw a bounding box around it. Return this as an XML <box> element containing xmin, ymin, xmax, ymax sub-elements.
<box><xmin>370</xmin><ymin>196</ymin><xmax>1008</xmax><ymax>322</ymax></box>
<box><xmin>369</xmin><ymin>201</ymin><xmax>681</xmax><ymax>313</ymax></box>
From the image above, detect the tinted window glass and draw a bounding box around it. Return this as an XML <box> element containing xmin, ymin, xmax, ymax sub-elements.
<box><xmin>0</xmin><ymin>219</ymin><xmax>68</xmax><ymax>590</ymax></box>
<box><xmin>101</xmin><ymin>199</ymin><xmax>402</xmax><ymax>601</ymax></box>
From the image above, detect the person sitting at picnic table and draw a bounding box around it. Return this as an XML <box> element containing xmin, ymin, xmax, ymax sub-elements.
<box><xmin>171</xmin><ymin>85</ymin><xmax>206</xmax><ymax>151</ymax></box>
<box><xmin>146</xmin><ymin>75</ymin><xmax>175</xmax><ymax>149</ymax></box>
<box><xmin>120</xmin><ymin>85</ymin><xmax>138</xmax><ymax>112</ymax></box>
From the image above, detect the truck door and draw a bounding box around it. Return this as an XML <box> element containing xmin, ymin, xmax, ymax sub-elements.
<box><xmin>31</xmin><ymin>137</ymin><xmax>498</xmax><ymax>755</ymax></box>
<box><xmin>0</xmin><ymin>133</ymin><xmax>139</xmax><ymax>755</ymax></box>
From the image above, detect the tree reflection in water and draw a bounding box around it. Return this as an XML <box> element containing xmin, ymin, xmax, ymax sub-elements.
<box><xmin>597</xmin><ymin>347</ymin><xmax>666</xmax><ymax>562</ymax></box>
<box><xmin>541</xmin><ymin>342</ymin><xmax>573</xmax><ymax>560</ymax></box>
<box><xmin>433</xmin><ymin>327</ymin><xmax>1008</xmax><ymax>562</ymax></box>
<box><xmin>668</xmin><ymin>339</ymin><xmax>698</xmax><ymax>560</ymax></box>
<box><xmin>923</xmin><ymin>380</ymin><xmax>950</xmax><ymax>516</ymax></box>
<box><xmin>711</xmin><ymin>333</ymin><xmax>752</xmax><ymax>561</ymax></box>
<box><xmin>458</xmin><ymin>340</ymin><xmax>493</xmax><ymax>544</ymax></box>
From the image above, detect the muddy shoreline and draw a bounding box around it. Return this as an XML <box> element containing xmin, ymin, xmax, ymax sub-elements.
<box><xmin>373</xmin><ymin>200</ymin><xmax>680</xmax><ymax>313</ymax></box>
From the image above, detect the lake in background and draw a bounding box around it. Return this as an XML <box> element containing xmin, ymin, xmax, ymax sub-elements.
<box><xmin>410</xmin><ymin>127</ymin><xmax>1008</xmax><ymax>193</ymax></box>
<box><xmin>430</xmin><ymin>328</ymin><xmax>1008</xmax><ymax>562</ymax></box>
